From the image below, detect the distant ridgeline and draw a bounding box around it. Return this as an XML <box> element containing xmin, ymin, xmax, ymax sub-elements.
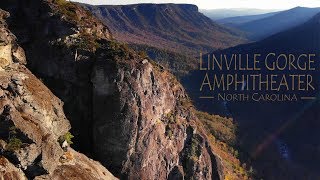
<box><xmin>80</xmin><ymin>3</ymin><xmax>246</xmax><ymax>55</ymax></box>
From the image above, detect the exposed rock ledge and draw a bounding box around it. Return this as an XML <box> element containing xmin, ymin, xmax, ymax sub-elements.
<box><xmin>0</xmin><ymin>8</ymin><xmax>117</xmax><ymax>179</ymax></box>
<box><xmin>2</xmin><ymin>0</ymin><xmax>227</xmax><ymax>179</ymax></box>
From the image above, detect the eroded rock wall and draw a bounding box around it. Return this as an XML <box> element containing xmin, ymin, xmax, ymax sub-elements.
<box><xmin>0</xmin><ymin>8</ymin><xmax>117</xmax><ymax>180</ymax></box>
<box><xmin>2</xmin><ymin>1</ymin><xmax>225</xmax><ymax>179</ymax></box>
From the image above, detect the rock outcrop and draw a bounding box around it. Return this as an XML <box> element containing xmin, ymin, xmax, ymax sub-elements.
<box><xmin>35</xmin><ymin>149</ymin><xmax>117</xmax><ymax>180</ymax></box>
<box><xmin>2</xmin><ymin>0</ymin><xmax>228</xmax><ymax>179</ymax></box>
<box><xmin>0</xmin><ymin>156</ymin><xmax>27</xmax><ymax>180</ymax></box>
<box><xmin>0</xmin><ymin>8</ymin><xmax>117</xmax><ymax>179</ymax></box>
<box><xmin>91</xmin><ymin>47</ymin><xmax>223</xmax><ymax>179</ymax></box>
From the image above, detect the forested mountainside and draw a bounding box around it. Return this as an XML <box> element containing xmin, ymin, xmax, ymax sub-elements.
<box><xmin>81</xmin><ymin>3</ymin><xmax>247</xmax><ymax>56</ymax></box>
<box><xmin>184</xmin><ymin>11</ymin><xmax>320</xmax><ymax>179</ymax></box>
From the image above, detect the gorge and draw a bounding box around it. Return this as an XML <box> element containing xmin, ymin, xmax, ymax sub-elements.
<box><xmin>0</xmin><ymin>0</ymin><xmax>250</xmax><ymax>179</ymax></box>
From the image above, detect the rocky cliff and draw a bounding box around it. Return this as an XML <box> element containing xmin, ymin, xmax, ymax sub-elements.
<box><xmin>1</xmin><ymin>0</ymin><xmax>242</xmax><ymax>179</ymax></box>
<box><xmin>0</xmin><ymin>7</ymin><xmax>116</xmax><ymax>180</ymax></box>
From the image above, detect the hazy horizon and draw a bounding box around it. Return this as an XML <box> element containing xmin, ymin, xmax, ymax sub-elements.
<box><xmin>73</xmin><ymin>0</ymin><xmax>320</xmax><ymax>10</ymax></box>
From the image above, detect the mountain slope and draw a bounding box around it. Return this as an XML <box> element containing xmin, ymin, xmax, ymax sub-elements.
<box><xmin>201</xmin><ymin>8</ymin><xmax>279</xmax><ymax>20</ymax></box>
<box><xmin>217</xmin><ymin>11</ymin><xmax>279</xmax><ymax>26</ymax></box>
<box><xmin>235</xmin><ymin>6</ymin><xmax>320</xmax><ymax>40</ymax></box>
<box><xmin>221</xmin><ymin>11</ymin><xmax>320</xmax><ymax>52</ymax></box>
<box><xmin>129</xmin><ymin>44</ymin><xmax>198</xmax><ymax>77</ymax></box>
<box><xmin>80</xmin><ymin>3</ymin><xmax>247</xmax><ymax>55</ymax></box>
<box><xmin>191</xmin><ymin>11</ymin><xmax>320</xmax><ymax>180</ymax></box>
<box><xmin>2</xmin><ymin>0</ymin><xmax>249</xmax><ymax>179</ymax></box>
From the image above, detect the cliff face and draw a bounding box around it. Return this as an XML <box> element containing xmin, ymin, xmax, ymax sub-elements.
<box><xmin>91</xmin><ymin>47</ymin><xmax>222</xmax><ymax>179</ymax></box>
<box><xmin>0</xmin><ymin>8</ymin><xmax>116</xmax><ymax>180</ymax></box>
<box><xmin>3</xmin><ymin>0</ymin><xmax>113</xmax><ymax>155</ymax></box>
<box><xmin>2</xmin><ymin>0</ymin><xmax>228</xmax><ymax>179</ymax></box>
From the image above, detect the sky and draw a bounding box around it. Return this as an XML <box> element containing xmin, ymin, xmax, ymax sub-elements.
<box><xmin>73</xmin><ymin>0</ymin><xmax>320</xmax><ymax>9</ymax></box>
